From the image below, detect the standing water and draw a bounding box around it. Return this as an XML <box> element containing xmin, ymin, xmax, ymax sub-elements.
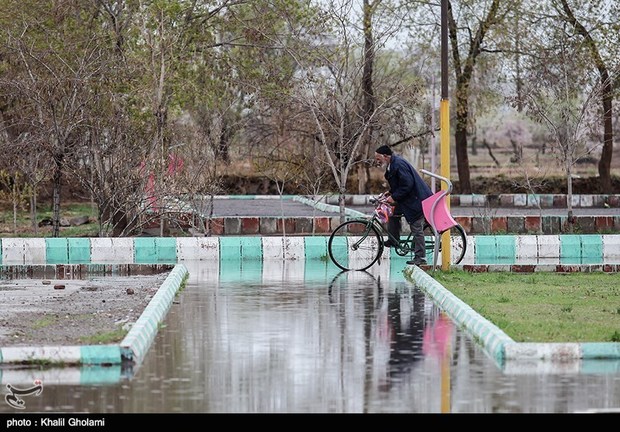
<box><xmin>1</xmin><ymin>260</ymin><xmax>619</xmax><ymax>413</ymax></box>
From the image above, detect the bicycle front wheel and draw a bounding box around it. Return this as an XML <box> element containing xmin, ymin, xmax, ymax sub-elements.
<box><xmin>328</xmin><ymin>220</ymin><xmax>383</xmax><ymax>271</ymax></box>
<box><xmin>423</xmin><ymin>223</ymin><xmax>468</xmax><ymax>265</ymax></box>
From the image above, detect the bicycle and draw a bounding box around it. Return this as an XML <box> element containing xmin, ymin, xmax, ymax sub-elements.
<box><xmin>327</xmin><ymin>170</ymin><xmax>467</xmax><ymax>271</ymax></box>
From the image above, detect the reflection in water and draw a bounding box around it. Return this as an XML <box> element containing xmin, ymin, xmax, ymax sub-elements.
<box><xmin>376</xmin><ymin>284</ymin><xmax>426</xmax><ymax>391</ymax></box>
<box><xmin>1</xmin><ymin>260</ymin><xmax>619</xmax><ymax>413</ymax></box>
<box><xmin>0</xmin><ymin>365</ymin><xmax>133</xmax><ymax>386</ymax></box>
<box><xmin>326</xmin><ymin>269</ymin><xmax>453</xmax><ymax>411</ymax></box>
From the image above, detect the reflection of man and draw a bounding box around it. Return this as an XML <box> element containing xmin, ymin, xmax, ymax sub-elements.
<box><xmin>386</xmin><ymin>289</ymin><xmax>426</xmax><ymax>377</ymax></box>
<box><xmin>374</xmin><ymin>145</ymin><xmax>432</xmax><ymax>266</ymax></box>
<box><xmin>375</xmin><ymin>288</ymin><xmax>427</xmax><ymax>390</ymax></box>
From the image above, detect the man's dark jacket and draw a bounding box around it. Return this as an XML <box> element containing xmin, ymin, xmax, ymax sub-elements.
<box><xmin>384</xmin><ymin>154</ymin><xmax>433</xmax><ymax>223</ymax></box>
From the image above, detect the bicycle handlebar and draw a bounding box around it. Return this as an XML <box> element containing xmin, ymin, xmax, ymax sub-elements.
<box><xmin>419</xmin><ymin>169</ymin><xmax>453</xmax><ymax>195</ymax></box>
<box><xmin>369</xmin><ymin>192</ymin><xmax>390</xmax><ymax>206</ymax></box>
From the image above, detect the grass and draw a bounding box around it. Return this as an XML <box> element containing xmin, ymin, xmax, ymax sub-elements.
<box><xmin>32</xmin><ymin>316</ymin><xmax>57</xmax><ymax>329</ymax></box>
<box><xmin>0</xmin><ymin>201</ymin><xmax>100</xmax><ymax>237</ymax></box>
<box><xmin>175</xmin><ymin>273</ymin><xmax>190</xmax><ymax>298</ymax></box>
<box><xmin>432</xmin><ymin>270</ymin><xmax>620</xmax><ymax>343</ymax></box>
<box><xmin>78</xmin><ymin>327</ymin><xmax>128</xmax><ymax>345</ymax></box>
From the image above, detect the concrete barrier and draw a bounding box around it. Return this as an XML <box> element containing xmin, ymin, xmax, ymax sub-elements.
<box><xmin>90</xmin><ymin>238</ymin><xmax>134</xmax><ymax>263</ymax></box>
<box><xmin>0</xmin><ymin>235</ymin><xmax>618</xmax><ymax>266</ymax></box>
<box><xmin>120</xmin><ymin>264</ymin><xmax>188</xmax><ymax>364</ymax></box>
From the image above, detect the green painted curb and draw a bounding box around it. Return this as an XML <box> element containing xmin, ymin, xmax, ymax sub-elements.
<box><xmin>581</xmin><ymin>343</ymin><xmax>620</xmax><ymax>359</ymax></box>
<box><xmin>120</xmin><ymin>264</ymin><xmax>188</xmax><ymax>364</ymax></box>
<box><xmin>80</xmin><ymin>345</ymin><xmax>122</xmax><ymax>365</ymax></box>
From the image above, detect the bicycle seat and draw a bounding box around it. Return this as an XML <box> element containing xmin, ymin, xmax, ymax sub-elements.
<box><xmin>422</xmin><ymin>191</ymin><xmax>458</xmax><ymax>234</ymax></box>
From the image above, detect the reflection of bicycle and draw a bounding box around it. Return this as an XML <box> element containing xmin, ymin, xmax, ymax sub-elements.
<box><xmin>328</xmin><ymin>170</ymin><xmax>467</xmax><ymax>271</ymax></box>
<box><xmin>327</xmin><ymin>270</ymin><xmax>382</xmax><ymax>304</ymax></box>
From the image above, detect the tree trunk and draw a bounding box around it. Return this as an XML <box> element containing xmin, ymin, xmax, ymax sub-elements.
<box><xmin>454</xmin><ymin>74</ymin><xmax>472</xmax><ymax>193</ymax></box>
<box><xmin>566</xmin><ymin>158</ymin><xmax>574</xmax><ymax>233</ymax></box>
<box><xmin>12</xmin><ymin>195</ymin><xmax>17</xmax><ymax>236</ymax></box>
<box><xmin>598</xmin><ymin>78</ymin><xmax>613</xmax><ymax>193</ymax></box>
<box><xmin>454</xmin><ymin>116</ymin><xmax>471</xmax><ymax>194</ymax></box>
<box><xmin>30</xmin><ymin>193</ymin><xmax>38</xmax><ymax>235</ymax></box>
<box><xmin>218</xmin><ymin>119</ymin><xmax>231</xmax><ymax>164</ymax></box>
<box><xmin>51</xmin><ymin>157</ymin><xmax>63</xmax><ymax>238</ymax></box>
<box><xmin>339</xmin><ymin>189</ymin><xmax>346</xmax><ymax>225</ymax></box>
<box><xmin>113</xmin><ymin>209</ymin><xmax>129</xmax><ymax>237</ymax></box>
<box><xmin>357</xmin><ymin>165</ymin><xmax>370</xmax><ymax>194</ymax></box>
<box><xmin>358</xmin><ymin>0</ymin><xmax>376</xmax><ymax>195</ymax></box>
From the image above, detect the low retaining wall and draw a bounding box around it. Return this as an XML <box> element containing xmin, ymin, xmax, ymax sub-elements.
<box><xmin>1</xmin><ymin>235</ymin><xmax>619</xmax><ymax>266</ymax></box>
<box><xmin>455</xmin><ymin>215</ymin><xmax>620</xmax><ymax>235</ymax></box>
<box><xmin>319</xmin><ymin>193</ymin><xmax>620</xmax><ymax>208</ymax></box>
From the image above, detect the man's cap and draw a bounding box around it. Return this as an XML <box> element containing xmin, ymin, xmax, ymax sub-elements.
<box><xmin>375</xmin><ymin>145</ymin><xmax>392</xmax><ymax>155</ymax></box>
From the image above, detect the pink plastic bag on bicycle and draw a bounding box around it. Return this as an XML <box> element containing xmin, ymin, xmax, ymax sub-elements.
<box><xmin>375</xmin><ymin>202</ymin><xmax>394</xmax><ymax>224</ymax></box>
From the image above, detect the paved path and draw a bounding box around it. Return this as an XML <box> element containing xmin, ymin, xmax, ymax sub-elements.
<box><xmin>209</xmin><ymin>197</ymin><xmax>618</xmax><ymax>218</ymax></box>
<box><xmin>211</xmin><ymin>198</ymin><xmax>337</xmax><ymax>217</ymax></box>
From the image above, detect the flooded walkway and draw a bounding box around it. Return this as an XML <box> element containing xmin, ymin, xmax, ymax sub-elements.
<box><xmin>1</xmin><ymin>260</ymin><xmax>619</xmax><ymax>413</ymax></box>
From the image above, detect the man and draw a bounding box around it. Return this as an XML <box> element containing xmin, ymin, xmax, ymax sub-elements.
<box><xmin>374</xmin><ymin>145</ymin><xmax>432</xmax><ymax>266</ymax></box>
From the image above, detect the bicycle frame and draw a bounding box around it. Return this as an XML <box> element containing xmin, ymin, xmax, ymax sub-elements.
<box><xmin>365</xmin><ymin>200</ymin><xmax>413</xmax><ymax>256</ymax></box>
<box><xmin>350</xmin><ymin>214</ymin><xmax>414</xmax><ymax>257</ymax></box>
<box><xmin>349</xmin><ymin>216</ymin><xmax>383</xmax><ymax>250</ymax></box>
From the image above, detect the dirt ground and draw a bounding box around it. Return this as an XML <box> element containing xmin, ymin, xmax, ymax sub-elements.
<box><xmin>0</xmin><ymin>272</ymin><xmax>171</xmax><ymax>347</ymax></box>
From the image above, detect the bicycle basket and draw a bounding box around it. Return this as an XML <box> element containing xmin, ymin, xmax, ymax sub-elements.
<box><xmin>375</xmin><ymin>202</ymin><xmax>394</xmax><ymax>224</ymax></box>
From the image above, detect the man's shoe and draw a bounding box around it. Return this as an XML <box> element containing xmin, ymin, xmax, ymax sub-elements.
<box><xmin>406</xmin><ymin>259</ymin><xmax>428</xmax><ymax>266</ymax></box>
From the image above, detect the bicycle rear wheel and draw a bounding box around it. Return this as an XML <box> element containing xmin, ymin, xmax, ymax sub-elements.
<box><xmin>423</xmin><ymin>223</ymin><xmax>467</xmax><ymax>265</ymax></box>
<box><xmin>328</xmin><ymin>220</ymin><xmax>383</xmax><ymax>271</ymax></box>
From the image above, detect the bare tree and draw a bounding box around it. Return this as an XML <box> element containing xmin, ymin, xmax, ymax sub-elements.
<box><xmin>0</xmin><ymin>25</ymin><xmax>104</xmax><ymax>237</ymax></box>
<box><xmin>271</xmin><ymin>1</ymin><xmax>426</xmax><ymax>221</ymax></box>
<box><xmin>163</xmin><ymin>115</ymin><xmax>223</xmax><ymax>237</ymax></box>
<box><xmin>522</xmin><ymin>37</ymin><xmax>604</xmax><ymax>231</ymax></box>
<box><xmin>556</xmin><ymin>0</ymin><xmax>615</xmax><ymax>193</ymax></box>
<box><xmin>68</xmin><ymin>100</ymin><xmax>155</xmax><ymax>236</ymax></box>
<box><xmin>0</xmin><ymin>111</ymin><xmax>52</xmax><ymax>234</ymax></box>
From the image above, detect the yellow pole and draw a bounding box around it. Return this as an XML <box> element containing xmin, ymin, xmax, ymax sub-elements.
<box><xmin>439</xmin><ymin>0</ymin><xmax>452</xmax><ymax>414</ymax></box>
<box><xmin>440</xmin><ymin>0</ymin><xmax>451</xmax><ymax>271</ymax></box>
<box><xmin>440</xmin><ymin>323</ymin><xmax>451</xmax><ymax>413</ymax></box>
<box><xmin>440</xmin><ymin>99</ymin><xmax>451</xmax><ymax>270</ymax></box>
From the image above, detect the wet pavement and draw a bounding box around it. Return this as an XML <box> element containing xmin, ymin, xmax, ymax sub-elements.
<box><xmin>1</xmin><ymin>260</ymin><xmax>619</xmax><ymax>414</ymax></box>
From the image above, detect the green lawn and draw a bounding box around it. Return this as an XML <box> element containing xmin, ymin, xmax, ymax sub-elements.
<box><xmin>431</xmin><ymin>271</ymin><xmax>620</xmax><ymax>343</ymax></box>
<box><xmin>0</xmin><ymin>202</ymin><xmax>99</xmax><ymax>237</ymax></box>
